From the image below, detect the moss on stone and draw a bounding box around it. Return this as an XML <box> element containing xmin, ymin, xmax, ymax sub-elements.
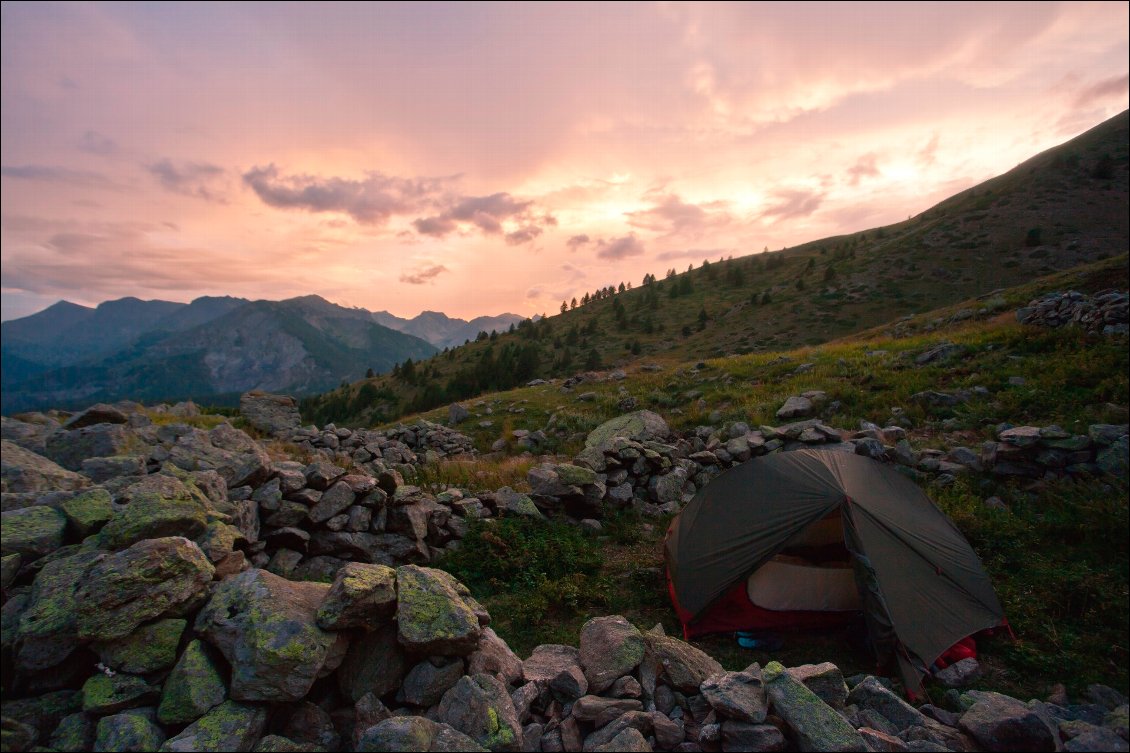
<box><xmin>396</xmin><ymin>566</ymin><xmax>480</xmax><ymax>654</ymax></box>
<box><xmin>60</xmin><ymin>488</ymin><xmax>113</xmax><ymax>538</ymax></box>
<box><xmin>81</xmin><ymin>672</ymin><xmax>159</xmax><ymax>714</ymax></box>
<box><xmin>161</xmin><ymin>700</ymin><xmax>266</xmax><ymax>752</ymax></box>
<box><xmin>99</xmin><ymin>492</ymin><xmax>208</xmax><ymax>551</ymax></box>
<box><xmin>48</xmin><ymin>711</ymin><xmax>95</xmax><ymax>753</ymax></box>
<box><xmin>95</xmin><ymin>711</ymin><xmax>167</xmax><ymax>752</ymax></box>
<box><xmin>94</xmin><ymin>618</ymin><xmax>186</xmax><ymax>674</ymax></box>
<box><xmin>0</xmin><ymin>505</ymin><xmax>68</xmax><ymax>558</ymax></box>
<box><xmin>157</xmin><ymin>639</ymin><xmax>227</xmax><ymax>725</ymax></box>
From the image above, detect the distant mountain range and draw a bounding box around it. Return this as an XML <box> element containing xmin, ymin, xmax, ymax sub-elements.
<box><xmin>0</xmin><ymin>295</ymin><xmax>522</xmax><ymax>414</ymax></box>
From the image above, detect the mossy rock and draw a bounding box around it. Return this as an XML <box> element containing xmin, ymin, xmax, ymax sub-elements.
<box><xmin>158</xmin><ymin>700</ymin><xmax>267</xmax><ymax>752</ymax></box>
<box><xmin>60</xmin><ymin>488</ymin><xmax>114</xmax><ymax>539</ymax></box>
<box><xmin>0</xmin><ymin>690</ymin><xmax>82</xmax><ymax>740</ymax></box>
<box><xmin>395</xmin><ymin>565</ymin><xmax>482</xmax><ymax>656</ymax></box>
<box><xmin>253</xmin><ymin>734</ymin><xmax>319</xmax><ymax>752</ymax></box>
<box><xmin>81</xmin><ymin>673</ymin><xmax>161</xmax><ymax>714</ymax></box>
<box><xmin>157</xmin><ymin>639</ymin><xmax>228</xmax><ymax>725</ymax></box>
<box><xmin>194</xmin><ymin>520</ymin><xmax>247</xmax><ymax>563</ymax></box>
<box><xmin>17</xmin><ymin>549</ymin><xmax>105</xmax><ymax>671</ymax></box>
<box><xmin>94</xmin><ymin>711</ymin><xmax>167</xmax><ymax>752</ymax></box>
<box><xmin>1</xmin><ymin>553</ymin><xmax>22</xmax><ymax>590</ymax></box>
<box><xmin>94</xmin><ymin>618</ymin><xmax>186</xmax><ymax>674</ymax></box>
<box><xmin>75</xmin><ymin>537</ymin><xmax>214</xmax><ymax>642</ymax></box>
<box><xmin>584</xmin><ymin>411</ymin><xmax>670</xmax><ymax>449</ymax></box>
<box><xmin>762</xmin><ymin>660</ymin><xmax>867</xmax><ymax>752</ymax></box>
<box><xmin>0</xmin><ymin>506</ymin><xmax>68</xmax><ymax>559</ymax></box>
<box><xmin>48</xmin><ymin>711</ymin><xmax>95</xmax><ymax>753</ymax></box>
<box><xmin>356</xmin><ymin>716</ymin><xmax>487</xmax><ymax>753</ymax></box>
<box><xmin>554</xmin><ymin>464</ymin><xmax>598</xmax><ymax>486</ymax></box>
<box><xmin>316</xmin><ymin>562</ymin><xmax>397</xmax><ymax>631</ymax></box>
<box><xmin>100</xmin><ymin>492</ymin><xmax>209</xmax><ymax>551</ymax></box>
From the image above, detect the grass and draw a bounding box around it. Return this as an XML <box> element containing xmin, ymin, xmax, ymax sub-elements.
<box><xmin>415</xmin><ymin>456</ymin><xmax>536</xmax><ymax>494</ymax></box>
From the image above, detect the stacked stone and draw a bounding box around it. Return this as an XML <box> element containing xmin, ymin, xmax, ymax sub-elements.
<box><xmin>1016</xmin><ymin>290</ymin><xmax>1129</xmax><ymax>336</ymax></box>
<box><xmin>285</xmin><ymin>420</ymin><xmax>475</xmax><ymax>468</ymax></box>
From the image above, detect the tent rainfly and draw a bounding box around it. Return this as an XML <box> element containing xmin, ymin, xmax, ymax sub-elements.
<box><xmin>664</xmin><ymin>448</ymin><xmax>1007</xmax><ymax>695</ymax></box>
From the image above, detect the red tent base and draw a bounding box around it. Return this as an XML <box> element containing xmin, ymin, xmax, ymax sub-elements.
<box><xmin>669</xmin><ymin>572</ymin><xmax>858</xmax><ymax>640</ymax></box>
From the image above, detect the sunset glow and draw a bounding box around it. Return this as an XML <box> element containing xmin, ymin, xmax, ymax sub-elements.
<box><xmin>2</xmin><ymin>1</ymin><xmax>1127</xmax><ymax>321</ymax></box>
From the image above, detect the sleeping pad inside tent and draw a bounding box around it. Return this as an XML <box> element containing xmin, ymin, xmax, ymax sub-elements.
<box><xmin>664</xmin><ymin>447</ymin><xmax>1006</xmax><ymax>695</ymax></box>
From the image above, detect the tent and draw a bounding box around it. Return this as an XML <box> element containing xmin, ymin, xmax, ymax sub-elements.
<box><xmin>664</xmin><ymin>447</ymin><xmax>1006</xmax><ymax>695</ymax></box>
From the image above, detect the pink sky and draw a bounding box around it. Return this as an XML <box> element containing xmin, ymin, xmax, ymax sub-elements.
<box><xmin>2</xmin><ymin>1</ymin><xmax>1127</xmax><ymax>321</ymax></box>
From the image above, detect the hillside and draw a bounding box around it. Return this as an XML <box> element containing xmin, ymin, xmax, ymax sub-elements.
<box><xmin>1</xmin><ymin>296</ymin><xmax>437</xmax><ymax>413</ymax></box>
<box><xmin>303</xmin><ymin>110</ymin><xmax>1130</xmax><ymax>428</ymax></box>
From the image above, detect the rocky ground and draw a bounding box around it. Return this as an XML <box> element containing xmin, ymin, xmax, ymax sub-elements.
<box><xmin>1</xmin><ymin>392</ymin><xmax>1128</xmax><ymax>752</ymax></box>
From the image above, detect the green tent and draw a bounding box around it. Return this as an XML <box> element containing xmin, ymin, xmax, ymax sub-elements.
<box><xmin>665</xmin><ymin>447</ymin><xmax>1006</xmax><ymax>694</ymax></box>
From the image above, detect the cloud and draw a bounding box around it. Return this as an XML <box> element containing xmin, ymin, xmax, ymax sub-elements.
<box><xmin>413</xmin><ymin>192</ymin><xmax>554</xmax><ymax>242</ymax></box>
<box><xmin>78</xmin><ymin>130</ymin><xmax>117</xmax><ymax>156</ymax></box>
<box><xmin>565</xmin><ymin>234</ymin><xmax>591</xmax><ymax>250</ymax></box>
<box><xmin>626</xmin><ymin>193</ymin><xmax>731</xmax><ymax>236</ymax></box>
<box><xmin>399</xmin><ymin>264</ymin><xmax>448</xmax><ymax>285</ymax></box>
<box><xmin>595</xmin><ymin>234</ymin><xmax>645</xmax><ymax>259</ymax></box>
<box><xmin>147</xmin><ymin>159</ymin><xmax>226</xmax><ymax>201</ymax></box>
<box><xmin>1</xmin><ymin>164</ymin><xmax>117</xmax><ymax>188</ymax></box>
<box><xmin>846</xmin><ymin>153</ymin><xmax>880</xmax><ymax>186</ymax></box>
<box><xmin>505</xmin><ymin>225</ymin><xmax>543</xmax><ymax>245</ymax></box>
<box><xmin>243</xmin><ymin>164</ymin><xmax>449</xmax><ymax>224</ymax></box>
<box><xmin>1073</xmin><ymin>73</ymin><xmax>1129</xmax><ymax>109</ymax></box>
<box><xmin>759</xmin><ymin>188</ymin><xmax>825</xmax><ymax>220</ymax></box>
<box><xmin>917</xmin><ymin>134</ymin><xmax>940</xmax><ymax>167</ymax></box>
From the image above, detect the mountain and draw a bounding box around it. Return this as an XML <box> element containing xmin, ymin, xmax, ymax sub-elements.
<box><xmin>1</xmin><ymin>295</ymin><xmax>437</xmax><ymax>413</ymax></box>
<box><xmin>372</xmin><ymin>309</ymin><xmax>526</xmax><ymax>349</ymax></box>
<box><xmin>303</xmin><ymin>109</ymin><xmax>1129</xmax><ymax>427</ymax></box>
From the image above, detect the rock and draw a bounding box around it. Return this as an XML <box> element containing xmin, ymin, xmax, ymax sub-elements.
<box><xmin>0</xmin><ymin>505</ymin><xmax>67</xmax><ymax>558</ymax></box>
<box><xmin>522</xmin><ymin>644</ymin><xmax>582</xmax><ymax>685</ymax></box>
<box><xmin>193</xmin><ymin>568</ymin><xmax>342</xmax><ymax>702</ymax></box>
<box><xmin>316</xmin><ymin>561</ymin><xmax>398</xmax><ymax>630</ymax></box>
<box><xmin>49</xmin><ymin>711</ymin><xmax>96</xmax><ymax>752</ymax></box>
<box><xmin>337</xmin><ymin>623</ymin><xmax>409</xmax><ymax>703</ymax></box>
<box><xmin>579</xmin><ymin>615</ymin><xmax>645</xmax><ymax>693</ymax></box>
<box><xmin>402</xmin><ymin>656</ymin><xmax>465</xmax><ymax>707</ymax></box>
<box><xmin>59</xmin><ymin>488</ymin><xmax>114</xmax><ymax>538</ymax></box>
<box><xmin>846</xmin><ymin>676</ymin><xmax>926</xmax><ymax>732</ymax></box>
<box><xmin>572</xmin><ymin>695</ymin><xmax>644</xmax><ymax>722</ymax></box>
<box><xmin>998</xmin><ymin>426</ymin><xmax>1042</xmax><ymax>448</ymax></box>
<box><xmin>437</xmin><ymin>674</ymin><xmax>524</xmax><ymax>752</ymax></box>
<box><xmin>0</xmin><ymin>690</ymin><xmax>82</xmax><ymax>742</ymax></box>
<box><xmin>157</xmin><ymin>639</ymin><xmax>228</xmax><ymax>724</ymax></box>
<box><xmin>94</xmin><ymin>711</ymin><xmax>167</xmax><ymax>752</ymax></box>
<box><xmin>777</xmin><ymin>396</ymin><xmax>813</xmax><ymax>421</ymax></box>
<box><xmin>81</xmin><ymin>673</ymin><xmax>161</xmax><ymax>714</ymax></box>
<box><xmin>644</xmin><ymin>633</ymin><xmax>723</xmax><ymax>693</ymax></box>
<box><xmin>168</xmin><ymin>425</ymin><xmax>271</xmax><ymax>489</ymax></box>
<box><xmin>76</xmin><ymin>537</ymin><xmax>214</xmax><ymax>642</ymax></box>
<box><xmin>701</xmin><ymin>670</ymin><xmax>768</xmax><ymax>723</ymax></box>
<box><xmin>468</xmin><ymin>627</ymin><xmax>524</xmax><ymax>686</ymax></box>
<box><xmin>63</xmin><ymin>403</ymin><xmax>130</xmax><ymax>429</ymax></box>
<box><xmin>958</xmin><ymin>690</ymin><xmax>1058</xmax><ymax>752</ymax></box>
<box><xmin>550</xmin><ymin>664</ymin><xmax>589</xmax><ymax>702</ymax></box>
<box><xmin>582</xmin><ymin>711</ymin><xmax>652</xmax><ymax>751</ymax></box>
<box><xmin>933</xmin><ymin>658</ymin><xmax>983</xmax><ymax>688</ymax></box>
<box><xmin>305</xmin><ymin>460</ymin><xmax>347</xmax><ymax>491</ymax></box>
<box><xmin>99</xmin><ymin>492</ymin><xmax>209</xmax><ymax>551</ymax></box>
<box><xmin>356</xmin><ymin>716</ymin><xmax>487</xmax><ymax>752</ymax></box>
<box><xmin>1086</xmin><ymin>684</ymin><xmax>1128</xmax><ymax>710</ymax></box>
<box><xmin>282</xmin><ymin>701</ymin><xmax>340</xmax><ymax>750</ymax></box>
<box><xmin>94</xmin><ymin>618</ymin><xmax>186</xmax><ymax>674</ymax></box>
<box><xmin>1096</xmin><ymin>436</ymin><xmax>1128</xmax><ymax>477</ymax></box>
<box><xmin>15</xmin><ymin>549</ymin><xmax>104</xmax><ymax>670</ymax></box>
<box><xmin>239</xmin><ymin>392</ymin><xmax>302</xmax><ymax>437</ymax></box>
<box><xmin>1</xmin><ymin>552</ymin><xmax>21</xmax><ymax>589</ymax></box>
<box><xmin>46</xmin><ymin>424</ymin><xmax>137</xmax><ymax>472</ymax></box>
<box><xmin>787</xmin><ymin>663</ymin><xmax>848</xmax><ymax>709</ymax></box>
<box><xmin>495</xmin><ymin>488</ymin><xmax>545</xmax><ymax>520</ymax></box>
<box><xmin>1</xmin><ymin>439</ymin><xmax>90</xmax><ymax>493</ymax></box>
<box><xmin>593</xmin><ymin>727</ymin><xmax>652</xmax><ymax>752</ymax></box>
<box><xmin>352</xmin><ymin>692</ymin><xmax>393</xmax><ymax>749</ymax></box>
<box><xmin>251</xmin><ymin>735</ymin><xmax>309</xmax><ymax>752</ymax></box>
<box><xmin>449</xmin><ymin>404</ymin><xmax>471</xmax><ymax>425</ymax></box>
<box><xmin>585</xmin><ymin>411</ymin><xmax>670</xmax><ymax>449</ymax></box>
<box><xmin>81</xmin><ymin>455</ymin><xmax>147</xmax><ymax>483</ymax></box>
<box><xmin>721</xmin><ymin>721</ymin><xmax>786</xmax><ymax>752</ymax></box>
<box><xmin>857</xmin><ymin>727</ymin><xmax>908</xmax><ymax>752</ymax></box>
<box><xmin>308</xmin><ymin>480</ymin><xmax>357</xmax><ymax>524</ymax></box>
<box><xmin>762</xmin><ymin>661</ymin><xmax>868</xmax><ymax>752</ymax></box>
<box><xmin>396</xmin><ymin>565</ymin><xmax>482</xmax><ymax>655</ymax></box>
<box><xmin>159</xmin><ymin>700</ymin><xmax>268</xmax><ymax>752</ymax></box>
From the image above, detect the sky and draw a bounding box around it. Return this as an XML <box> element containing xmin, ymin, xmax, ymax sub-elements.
<box><xmin>2</xmin><ymin>2</ymin><xmax>1127</xmax><ymax>322</ymax></box>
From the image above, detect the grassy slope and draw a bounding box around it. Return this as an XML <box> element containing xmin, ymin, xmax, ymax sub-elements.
<box><xmin>413</xmin><ymin>256</ymin><xmax>1128</xmax><ymax>701</ymax></box>
<box><xmin>303</xmin><ymin>110</ymin><xmax>1128</xmax><ymax>428</ymax></box>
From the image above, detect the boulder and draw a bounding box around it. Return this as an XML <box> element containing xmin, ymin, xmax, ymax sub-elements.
<box><xmin>846</xmin><ymin>676</ymin><xmax>926</xmax><ymax>732</ymax></box>
<box><xmin>160</xmin><ymin>700</ymin><xmax>268</xmax><ymax>752</ymax></box>
<box><xmin>158</xmin><ymin>638</ymin><xmax>228</xmax><ymax>724</ymax></box>
<box><xmin>721</xmin><ymin>721</ymin><xmax>786</xmax><ymax>752</ymax></box>
<box><xmin>168</xmin><ymin>425</ymin><xmax>271</xmax><ymax>489</ymax></box>
<box><xmin>592</xmin><ymin>727</ymin><xmax>652</xmax><ymax>752</ymax></box>
<box><xmin>437</xmin><ymin>674</ymin><xmax>524</xmax><ymax>752</ymax></box>
<box><xmin>81</xmin><ymin>673</ymin><xmax>161</xmax><ymax>714</ymax></box>
<box><xmin>449</xmin><ymin>404</ymin><xmax>471</xmax><ymax>425</ymax></box>
<box><xmin>579</xmin><ymin>615</ymin><xmax>645</xmax><ymax>693</ymax></box>
<box><xmin>468</xmin><ymin>627</ymin><xmax>524</xmax><ymax>686</ymax></box>
<box><xmin>571</xmin><ymin>695</ymin><xmax>644</xmax><ymax>722</ymax></box>
<box><xmin>396</xmin><ymin>565</ymin><xmax>483</xmax><ymax>655</ymax></box>
<box><xmin>777</xmin><ymin>396</ymin><xmax>813</xmax><ymax>421</ymax></box>
<box><xmin>316</xmin><ymin>561</ymin><xmax>398</xmax><ymax>630</ymax></box>
<box><xmin>402</xmin><ymin>656</ymin><xmax>465</xmax><ymax>707</ymax></box>
<box><xmin>585</xmin><ymin>411</ymin><xmax>670</xmax><ymax>449</ymax></box>
<box><xmin>45</xmin><ymin>423</ymin><xmax>137</xmax><ymax>471</ymax></box>
<box><xmin>282</xmin><ymin>701</ymin><xmax>340</xmax><ymax>750</ymax></box>
<box><xmin>787</xmin><ymin>663</ymin><xmax>848</xmax><ymax>709</ymax></box>
<box><xmin>93</xmin><ymin>618</ymin><xmax>186</xmax><ymax>674</ymax></box>
<box><xmin>0</xmin><ymin>505</ymin><xmax>67</xmax><ymax>559</ymax></box>
<box><xmin>94</xmin><ymin>712</ymin><xmax>167</xmax><ymax>752</ymax></box>
<box><xmin>522</xmin><ymin>644</ymin><xmax>582</xmax><ymax>685</ymax></box>
<box><xmin>81</xmin><ymin>455</ymin><xmax>147</xmax><ymax>483</ymax></box>
<box><xmin>194</xmin><ymin>568</ymin><xmax>343</xmax><ymax>702</ymax></box>
<box><xmin>933</xmin><ymin>658</ymin><xmax>983</xmax><ymax>688</ymax></box>
<box><xmin>59</xmin><ymin>488</ymin><xmax>114</xmax><ymax>538</ymax></box>
<box><xmin>959</xmin><ymin>691</ymin><xmax>1058</xmax><ymax>752</ymax></box>
<box><xmin>338</xmin><ymin>623</ymin><xmax>409</xmax><ymax>703</ymax></box>
<box><xmin>644</xmin><ymin>633</ymin><xmax>723</xmax><ymax>693</ymax></box>
<box><xmin>701</xmin><ymin>670</ymin><xmax>768</xmax><ymax>724</ymax></box>
<box><xmin>239</xmin><ymin>392</ymin><xmax>302</xmax><ymax>437</ymax></box>
<box><xmin>356</xmin><ymin>716</ymin><xmax>487</xmax><ymax>752</ymax></box>
<box><xmin>49</xmin><ymin>711</ymin><xmax>96</xmax><ymax>752</ymax></box>
<box><xmin>762</xmin><ymin>661</ymin><xmax>867</xmax><ymax>752</ymax></box>
<box><xmin>76</xmin><ymin>537</ymin><xmax>214</xmax><ymax>642</ymax></box>
<box><xmin>16</xmin><ymin>549</ymin><xmax>104</xmax><ymax>670</ymax></box>
<box><xmin>0</xmin><ymin>439</ymin><xmax>90</xmax><ymax>493</ymax></box>
<box><xmin>99</xmin><ymin>492</ymin><xmax>209</xmax><ymax>551</ymax></box>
